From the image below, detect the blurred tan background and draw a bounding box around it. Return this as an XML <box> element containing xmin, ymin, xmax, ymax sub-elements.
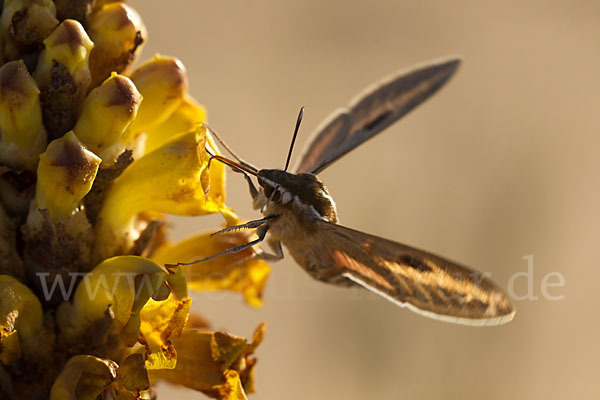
<box><xmin>130</xmin><ymin>1</ymin><xmax>599</xmax><ymax>399</ymax></box>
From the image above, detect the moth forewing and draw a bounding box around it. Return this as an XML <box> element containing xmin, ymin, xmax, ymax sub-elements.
<box><xmin>294</xmin><ymin>57</ymin><xmax>461</xmax><ymax>174</ymax></box>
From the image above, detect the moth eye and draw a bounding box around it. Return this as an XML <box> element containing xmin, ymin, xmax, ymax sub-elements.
<box><xmin>272</xmin><ymin>190</ymin><xmax>281</xmax><ymax>201</ymax></box>
<box><xmin>263</xmin><ymin>185</ymin><xmax>273</xmax><ymax>198</ymax></box>
<box><xmin>398</xmin><ymin>255</ymin><xmax>433</xmax><ymax>273</ymax></box>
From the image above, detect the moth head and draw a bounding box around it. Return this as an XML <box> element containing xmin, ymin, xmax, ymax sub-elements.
<box><xmin>257</xmin><ymin>169</ymin><xmax>286</xmax><ymax>194</ymax></box>
<box><xmin>257</xmin><ymin>169</ymin><xmax>338</xmax><ymax>222</ymax></box>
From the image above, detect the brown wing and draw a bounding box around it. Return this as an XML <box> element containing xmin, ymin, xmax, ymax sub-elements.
<box><xmin>294</xmin><ymin>57</ymin><xmax>461</xmax><ymax>174</ymax></box>
<box><xmin>315</xmin><ymin>220</ymin><xmax>515</xmax><ymax>326</ymax></box>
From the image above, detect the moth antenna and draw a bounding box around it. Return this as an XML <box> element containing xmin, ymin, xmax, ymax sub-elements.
<box><xmin>284</xmin><ymin>106</ymin><xmax>304</xmax><ymax>172</ymax></box>
<box><xmin>203</xmin><ymin>123</ymin><xmax>259</xmax><ymax>173</ymax></box>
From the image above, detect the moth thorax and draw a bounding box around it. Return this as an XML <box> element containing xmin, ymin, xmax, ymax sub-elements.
<box><xmin>258</xmin><ymin>169</ymin><xmax>338</xmax><ymax>223</ymax></box>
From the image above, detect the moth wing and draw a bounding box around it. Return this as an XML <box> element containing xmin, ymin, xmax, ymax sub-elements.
<box><xmin>294</xmin><ymin>57</ymin><xmax>461</xmax><ymax>174</ymax></box>
<box><xmin>315</xmin><ymin>220</ymin><xmax>515</xmax><ymax>326</ymax></box>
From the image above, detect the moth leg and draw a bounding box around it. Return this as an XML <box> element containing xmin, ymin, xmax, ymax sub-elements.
<box><xmin>165</xmin><ymin>225</ymin><xmax>270</xmax><ymax>268</ymax></box>
<box><xmin>253</xmin><ymin>239</ymin><xmax>284</xmax><ymax>262</ymax></box>
<box><xmin>267</xmin><ymin>239</ymin><xmax>284</xmax><ymax>259</ymax></box>
<box><xmin>222</xmin><ymin>228</ymin><xmax>284</xmax><ymax>270</ymax></box>
<box><xmin>211</xmin><ymin>216</ymin><xmax>274</xmax><ymax>237</ymax></box>
<box><xmin>243</xmin><ymin>173</ymin><xmax>259</xmax><ymax>199</ymax></box>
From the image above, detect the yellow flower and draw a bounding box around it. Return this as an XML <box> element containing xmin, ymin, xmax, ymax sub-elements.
<box><xmin>92</xmin><ymin>125</ymin><xmax>223</xmax><ymax>261</ymax></box>
<box><xmin>0</xmin><ymin>3</ymin><xmax>269</xmax><ymax>400</ymax></box>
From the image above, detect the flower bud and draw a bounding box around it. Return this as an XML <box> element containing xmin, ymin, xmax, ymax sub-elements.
<box><xmin>0</xmin><ymin>275</ymin><xmax>43</xmax><ymax>364</ymax></box>
<box><xmin>34</xmin><ymin>19</ymin><xmax>94</xmax><ymax>138</ymax></box>
<box><xmin>74</xmin><ymin>72</ymin><xmax>142</xmax><ymax>158</ymax></box>
<box><xmin>35</xmin><ymin>131</ymin><xmax>101</xmax><ymax>222</ymax></box>
<box><xmin>0</xmin><ymin>0</ymin><xmax>59</xmax><ymax>60</ymax></box>
<box><xmin>88</xmin><ymin>2</ymin><xmax>146</xmax><ymax>87</ymax></box>
<box><xmin>34</xmin><ymin>19</ymin><xmax>93</xmax><ymax>88</ymax></box>
<box><xmin>127</xmin><ymin>54</ymin><xmax>187</xmax><ymax>135</ymax></box>
<box><xmin>0</xmin><ymin>60</ymin><xmax>47</xmax><ymax>170</ymax></box>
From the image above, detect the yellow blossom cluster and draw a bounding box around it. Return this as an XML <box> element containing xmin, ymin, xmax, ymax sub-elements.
<box><xmin>0</xmin><ymin>1</ymin><xmax>268</xmax><ymax>399</ymax></box>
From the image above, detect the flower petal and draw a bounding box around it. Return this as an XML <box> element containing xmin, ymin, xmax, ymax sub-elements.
<box><xmin>115</xmin><ymin>353</ymin><xmax>150</xmax><ymax>392</ymax></box>
<box><xmin>144</xmin><ymin>95</ymin><xmax>206</xmax><ymax>154</ymax></box>
<box><xmin>148</xmin><ymin>327</ymin><xmax>265</xmax><ymax>400</ymax></box>
<box><xmin>211</xmin><ymin>331</ymin><xmax>247</xmax><ymax>371</ymax></box>
<box><xmin>139</xmin><ymin>282</ymin><xmax>191</xmax><ymax>369</ymax></box>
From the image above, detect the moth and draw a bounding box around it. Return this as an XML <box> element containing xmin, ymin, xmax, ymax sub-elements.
<box><xmin>171</xmin><ymin>57</ymin><xmax>515</xmax><ymax>326</ymax></box>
